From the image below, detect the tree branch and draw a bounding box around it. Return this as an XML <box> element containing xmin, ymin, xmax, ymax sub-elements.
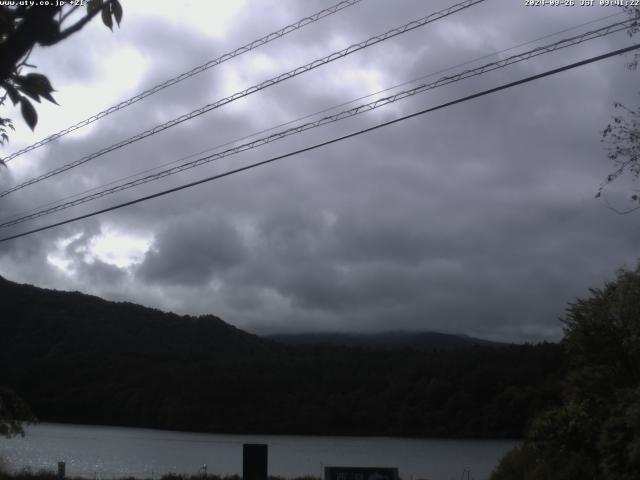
<box><xmin>0</xmin><ymin>6</ymin><xmax>59</xmax><ymax>84</ymax></box>
<box><xmin>57</xmin><ymin>2</ymin><xmax>109</xmax><ymax>42</ymax></box>
<box><xmin>59</xmin><ymin>5</ymin><xmax>80</xmax><ymax>24</ymax></box>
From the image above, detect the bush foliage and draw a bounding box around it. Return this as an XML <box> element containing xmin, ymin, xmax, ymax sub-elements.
<box><xmin>491</xmin><ymin>264</ymin><xmax>640</xmax><ymax>479</ymax></box>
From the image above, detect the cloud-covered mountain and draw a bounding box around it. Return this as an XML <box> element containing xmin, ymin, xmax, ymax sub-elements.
<box><xmin>0</xmin><ymin>275</ymin><xmax>562</xmax><ymax>438</ymax></box>
<box><xmin>269</xmin><ymin>331</ymin><xmax>508</xmax><ymax>350</ymax></box>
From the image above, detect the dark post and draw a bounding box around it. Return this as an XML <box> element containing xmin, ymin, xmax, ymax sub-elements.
<box><xmin>324</xmin><ymin>467</ymin><xmax>399</xmax><ymax>480</ymax></box>
<box><xmin>57</xmin><ymin>462</ymin><xmax>66</xmax><ymax>479</ymax></box>
<box><xmin>243</xmin><ymin>444</ymin><xmax>268</xmax><ymax>480</ymax></box>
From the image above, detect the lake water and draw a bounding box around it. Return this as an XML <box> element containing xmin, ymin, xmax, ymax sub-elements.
<box><xmin>0</xmin><ymin>424</ymin><xmax>517</xmax><ymax>480</ymax></box>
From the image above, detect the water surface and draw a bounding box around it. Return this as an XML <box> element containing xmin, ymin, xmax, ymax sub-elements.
<box><xmin>0</xmin><ymin>424</ymin><xmax>517</xmax><ymax>480</ymax></box>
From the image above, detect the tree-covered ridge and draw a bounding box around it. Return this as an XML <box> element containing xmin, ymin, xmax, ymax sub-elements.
<box><xmin>268</xmin><ymin>331</ymin><xmax>507</xmax><ymax>351</ymax></box>
<box><xmin>0</xmin><ymin>275</ymin><xmax>562</xmax><ymax>438</ymax></box>
<box><xmin>0</xmin><ymin>275</ymin><xmax>271</xmax><ymax>356</ymax></box>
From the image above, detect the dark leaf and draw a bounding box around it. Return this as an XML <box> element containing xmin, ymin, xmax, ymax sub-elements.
<box><xmin>16</xmin><ymin>85</ymin><xmax>41</xmax><ymax>103</ymax></box>
<box><xmin>41</xmin><ymin>91</ymin><xmax>58</xmax><ymax>105</ymax></box>
<box><xmin>112</xmin><ymin>0</ymin><xmax>123</xmax><ymax>26</ymax></box>
<box><xmin>20</xmin><ymin>97</ymin><xmax>37</xmax><ymax>130</ymax></box>
<box><xmin>2</xmin><ymin>82</ymin><xmax>21</xmax><ymax>105</ymax></box>
<box><xmin>101</xmin><ymin>4</ymin><xmax>113</xmax><ymax>30</ymax></box>
<box><xmin>14</xmin><ymin>73</ymin><xmax>57</xmax><ymax>103</ymax></box>
<box><xmin>21</xmin><ymin>73</ymin><xmax>54</xmax><ymax>93</ymax></box>
<box><xmin>87</xmin><ymin>0</ymin><xmax>103</xmax><ymax>15</ymax></box>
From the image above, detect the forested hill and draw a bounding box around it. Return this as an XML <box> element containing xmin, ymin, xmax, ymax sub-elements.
<box><xmin>269</xmin><ymin>331</ymin><xmax>508</xmax><ymax>350</ymax></box>
<box><xmin>0</xmin><ymin>275</ymin><xmax>563</xmax><ymax>438</ymax></box>
<box><xmin>0</xmin><ymin>275</ymin><xmax>271</xmax><ymax>356</ymax></box>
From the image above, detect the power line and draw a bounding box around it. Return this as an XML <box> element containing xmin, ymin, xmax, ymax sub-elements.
<box><xmin>1</xmin><ymin>0</ymin><xmax>366</xmax><ymax>164</ymax></box>
<box><xmin>1</xmin><ymin>43</ymin><xmax>637</xmax><ymax>244</ymax></box>
<box><xmin>2</xmin><ymin>10</ymin><xmax>624</xmax><ymax>227</ymax></box>
<box><xmin>0</xmin><ymin>17</ymin><xmax>631</xmax><ymax>230</ymax></box>
<box><xmin>0</xmin><ymin>10</ymin><xmax>623</xmax><ymax>226</ymax></box>
<box><xmin>0</xmin><ymin>0</ymin><xmax>487</xmax><ymax>199</ymax></box>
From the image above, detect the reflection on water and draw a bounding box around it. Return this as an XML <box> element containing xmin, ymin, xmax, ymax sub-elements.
<box><xmin>0</xmin><ymin>424</ymin><xmax>517</xmax><ymax>480</ymax></box>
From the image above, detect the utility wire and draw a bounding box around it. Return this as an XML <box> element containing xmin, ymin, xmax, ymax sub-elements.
<box><xmin>1</xmin><ymin>43</ymin><xmax>637</xmax><ymax>244</ymax></box>
<box><xmin>0</xmin><ymin>18</ymin><xmax>632</xmax><ymax>230</ymax></box>
<box><xmin>0</xmin><ymin>0</ymin><xmax>366</xmax><ymax>164</ymax></box>
<box><xmin>0</xmin><ymin>10</ymin><xmax>623</xmax><ymax>226</ymax></box>
<box><xmin>0</xmin><ymin>0</ymin><xmax>486</xmax><ymax>199</ymax></box>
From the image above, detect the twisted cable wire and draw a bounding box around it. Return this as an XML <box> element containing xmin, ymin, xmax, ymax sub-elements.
<box><xmin>1</xmin><ymin>0</ymin><xmax>365</xmax><ymax>164</ymax></box>
<box><xmin>0</xmin><ymin>17</ymin><xmax>631</xmax><ymax>230</ymax></box>
<box><xmin>2</xmin><ymin>43</ymin><xmax>638</xmax><ymax>243</ymax></box>
<box><xmin>0</xmin><ymin>10</ymin><xmax>621</xmax><ymax>225</ymax></box>
<box><xmin>0</xmin><ymin>0</ymin><xmax>486</xmax><ymax>198</ymax></box>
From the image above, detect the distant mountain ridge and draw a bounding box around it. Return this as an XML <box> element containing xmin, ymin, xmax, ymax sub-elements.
<box><xmin>0</xmin><ymin>274</ymin><xmax>272</xmax><ymax>358</ymax></box>
<box><xmin>0</xmin><ymin>274</ymin><xmax>505</xmax><ymax>353</ymax></box>
<box><xmin>269</xmin><ymin>331</ymin><xmax>508</xmax><ymax>351</ymax></box>
<box><xmin>0</xmin><ymin>274</ymin><xmax>563</xmax><ymax>438</ymax></box>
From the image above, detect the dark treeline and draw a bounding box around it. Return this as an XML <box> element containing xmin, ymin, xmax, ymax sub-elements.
<box><xmin>0</xmin><ymin>276</ymin><xmax>562</xmax><ymax>438</ymax></box>
<box><xmin>268</xmin><ymin>331</ymin><xmax>507</xmax><ymax>350</ymax></box>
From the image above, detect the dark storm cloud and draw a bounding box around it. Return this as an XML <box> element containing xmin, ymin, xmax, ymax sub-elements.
<box><xmin>1</xmin><ymin>0</ymin><xmax>639</xmax><ymax>342</ymax></box>
<box><xmin>137</xmin><ymin>212</ymin><xmax>245</xmax><ymax>285</ymax></box>
<box><xmin>198</xmin><ymin>178</ymin><xmax>637</xmax><ymax>341</ymax></box>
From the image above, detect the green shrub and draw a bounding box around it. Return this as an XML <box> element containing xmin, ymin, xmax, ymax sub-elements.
<box><xmin>491</xmin><ymin>263</ymin><xmax>640</xmax><ymax>480</ymax></box>
<box><xmin>491</xmin><ymin>443</ymin><xmax>599</xmax><ymax>480</ymax></box>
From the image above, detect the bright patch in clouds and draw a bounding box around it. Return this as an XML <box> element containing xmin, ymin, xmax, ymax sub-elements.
<box><xmin>5</xmin><ymin>47</ymin><xmax>148</xmax><ymax>149</ymax></box>
<box><xmin>50</xmin><ymin>47</ymin><xmax>149</xmax><ymax>140</ymax></box>
<box><xmin>46</xmin><ymin>232</ymin><xmax>84</xmax><ymax>275</ymax></box>
<box><xmin>88</xmin><ymin>230</ymin><xmax>152</xmax><ymax>268</ymax></box>
<box><xmin>219</xmin><ymin>66</ymin><xmax>252</xmax><ymax>115</ymax></box>
<box><xmin>126</xmin><ymin>0</ymin><xmax>247</xmax><ymax>38</ymax></box>
<box><xmin>46</xmin><ymin>255</ymin><xmax>74</xmax><ymax>275</ymax></box>
<box><xmin>332</xmin><ymin>66</ymin><xmax>386</xmax><ymax>97</ymax></box>
<box><xmin>46</xmin><ymin>229</ymin><xmax>152</xmax><ymax>275</ymax></box>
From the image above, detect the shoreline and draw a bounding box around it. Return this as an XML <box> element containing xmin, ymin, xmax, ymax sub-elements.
<box><xmin>17</xmin><ymin>422</ymin><xmax>523</xmax><ymax>443</ymax></box>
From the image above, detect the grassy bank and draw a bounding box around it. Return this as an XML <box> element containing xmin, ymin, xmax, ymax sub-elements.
<box><xmin>0</xmin><ymin>471</ymin><xmax>322</xmax><ymax>480</ymax></box>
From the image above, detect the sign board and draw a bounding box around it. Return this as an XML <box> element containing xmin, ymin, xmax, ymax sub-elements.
<box><xmin>324</xmin><ymin>466</ymin><xmax>399</xmax><ymax>480</ymax></box>
<box><xmin>243</xmin><ymin>444</ymin><xmax>268</xmax><ymax>480</ymax></box>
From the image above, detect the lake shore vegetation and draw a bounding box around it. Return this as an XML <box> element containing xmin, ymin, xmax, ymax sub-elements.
<box><xmin>491</xmin><ymin>264</ymin><xmax>640</xmax><ymax>479</ymax></box>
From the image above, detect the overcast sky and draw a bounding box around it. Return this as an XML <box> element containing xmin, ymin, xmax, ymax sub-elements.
<box><xmin>0</xmin><ymin>0</ymin><xmax>638</xmax><ymax>342</ymax></box>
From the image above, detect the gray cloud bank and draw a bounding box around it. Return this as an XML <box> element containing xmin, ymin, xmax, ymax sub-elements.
<box><xmin>1</xmin><ymin>0</ymin><xmax>639</xmax><ymax>342</ymax></box>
